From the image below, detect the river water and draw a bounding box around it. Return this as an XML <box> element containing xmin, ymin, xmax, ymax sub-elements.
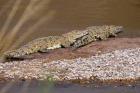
<box><xmin>0</xmin><ymin>0</ymin><xmax>140</xmax><ymax>93</ymax></box>
<box><xmin>0</xmin><ymin>0</ymin><xmax>140</xmax><ymax>41</ymax></box>
<box><xmin>0</xmin><ymin>81</ymin><xmax>140</xmax><ymax>93</ymax></box>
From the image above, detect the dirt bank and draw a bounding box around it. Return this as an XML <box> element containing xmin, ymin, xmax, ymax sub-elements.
<box><xmin>0</xmin><ymin>38</ymin><xmax>139</xmax><ymax>85</ymax></box>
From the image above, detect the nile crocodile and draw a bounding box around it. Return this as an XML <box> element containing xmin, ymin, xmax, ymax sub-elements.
<box><xmin>2</xmin><ymin>25</ymin><xmax>123</xmax><ymax>61</ymax></box>
<box><xmin>71</xmin><ymin>25</ymin><xmax>123</xmax><ymax>48</ymax></box>
<box><xmin>2</xmin><ymin>30</ymin><xmax>88</xmax><ymax>61</ymax></box>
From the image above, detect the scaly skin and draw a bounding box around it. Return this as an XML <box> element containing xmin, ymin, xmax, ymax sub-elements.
<box><xmin>86</xmin><ymin>25</ymin><xmax>123</xmax><ymax>40</ymax></box>
<box><xmin>3</xmin><ymin>36</ymin><xmax>64</xmax><ymax>59</ymax></box>
<box><xmin>2</xmin><ymin>30</ymin><xmax>88</xmax><ymax>60</ymax></box>
<box><xmin>71</xmin><ymin>25</ymin><xmax>123</xmax><ymax>48</ymax></box>
<box><xmin>61</xmin><ymin>30</ymin><xmax>89</xmax><ymax>48</ymax></box>
<box><xmin>2</xmin><ymin>25</ymin><xmax>123</xmax><ymax>61</ymax></box>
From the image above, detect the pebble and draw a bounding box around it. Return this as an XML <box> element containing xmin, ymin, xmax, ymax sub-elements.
<box><xmin>0</xmin><ymin>48</ymin><xmax>139</xmax><ymax>81</ymax></box>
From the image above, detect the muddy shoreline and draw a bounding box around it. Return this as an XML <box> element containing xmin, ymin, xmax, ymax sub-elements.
<box><xmin>0</xmin><ymin>38</ymin><xmax>139</xmax><ymax>85</ymax></box>
<box><xmin>16</xmin><ymin>37</ymin><xmax>140</xmax><ymax>62</ymax></box>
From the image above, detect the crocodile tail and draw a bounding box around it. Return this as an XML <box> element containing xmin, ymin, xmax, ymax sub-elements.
<box><xmin>3</xmin><ymin>48</ymin><xmax>27</xmax><ymax>59</ymax></box>
<box><xmin>3</xmin><ymin>43</ymin><xmax>35</xmax><ymax>59</ymax></box>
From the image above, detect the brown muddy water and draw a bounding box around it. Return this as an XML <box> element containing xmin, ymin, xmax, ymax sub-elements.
<box><xmin>0</xmin><ymin>0</ymin><xmax>140</xmax><ymax>93</ymax></box>
<box><xmin>0</xmin><ymin>81</ymin><xmax>140</xmax><ymax>93</ymax></box>
<box><xmin>0</xmin><ymin>0</ymin><xmax>140</xmax><ymax>42</ymax></box>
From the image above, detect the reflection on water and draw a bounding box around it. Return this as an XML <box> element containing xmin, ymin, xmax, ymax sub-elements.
<box><xmin>0</xmin><ymin>81</ymin><xmax>140</xmax><ymax>93</ymax></box>
<box><xmin>0</xmin><ymin>0</ymin><xmax>140</xmax><ymax>42</ymax></box>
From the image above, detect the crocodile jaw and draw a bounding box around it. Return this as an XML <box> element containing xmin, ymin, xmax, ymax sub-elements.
<box><xmin>114</xmin><ymin>26</ymin><xmax>123</xmax><ymax>33</ymax></box>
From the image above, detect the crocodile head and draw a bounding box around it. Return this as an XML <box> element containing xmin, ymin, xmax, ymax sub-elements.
<box><xmin>109</xmin><ymin>25</ymin><xmax>123</xmax><ymax>34</ymax></box>
<box><xmin>102</xmin><ymin>25</ymin><xmax>123</xmax><ymax>37</ymax></box>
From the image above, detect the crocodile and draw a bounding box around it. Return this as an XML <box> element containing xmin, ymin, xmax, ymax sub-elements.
<box><xmin>3</xmin><ymin>36</ymin><xmax>63</xmax><ymax>60</ymax></box>
<box><xmin>2</xmin><ymin>25</ymin><xmax>123</xmax><ymax>62</ymax></box>
<box><xmin>86</xmin><ymin>25</ymin><xmax>123</xmax><ymax>40</ymax></box>
<box><xmin>61</xmin><ymin>30</ymin><xmax>89</xmax><ymax>48</ymax></box>
<box><xmin>2</xmin><ymin>30</ymin><xmax>88</xmax><ymax>61</ymax></box>
<box><xmin>68</xmin><ymin>25</ymin><xmax>123</xmax><ymax>48</ymax></box>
